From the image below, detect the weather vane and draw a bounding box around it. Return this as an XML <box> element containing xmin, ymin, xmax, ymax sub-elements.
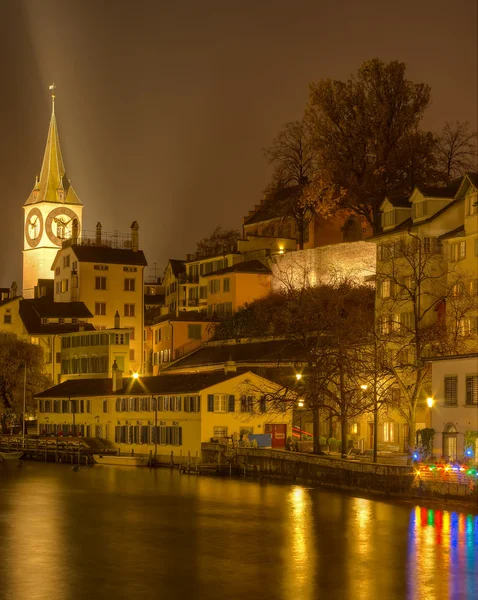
<box><xmin>49</xmin><ymin>83</ymin><xmax>56</xmax><ymax>108</ymax></box>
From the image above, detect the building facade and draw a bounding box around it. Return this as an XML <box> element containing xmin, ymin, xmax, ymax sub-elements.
<box><xmin>36</xmin><ymin>369</ymin><xmax>292</xmax><ymax>457</ymax></box>
<box><xmin>429</xmin><ymin>354</ymin><xmax>478</xmax><ymax>461</ymax></box>
<box><xmin>51</xmin><ymin>224</ymin><xmax>147</xmax><ymax>374</ymax></box>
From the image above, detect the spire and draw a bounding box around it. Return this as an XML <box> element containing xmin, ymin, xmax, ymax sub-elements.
<box><xmin>25</xmin><ymin>85</ymin><xmax>81</xmax><ymax>206</ymax></box>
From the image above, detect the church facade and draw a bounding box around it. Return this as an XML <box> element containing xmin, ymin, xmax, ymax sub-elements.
<box><xmin>23</xmin><ymin>89</ymin><xmax>82</xmax><ymax>298</ymax></box>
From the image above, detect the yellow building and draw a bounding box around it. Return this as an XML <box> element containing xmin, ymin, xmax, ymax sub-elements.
<box><xmin>51</xmin><ymin>223</ymin><xmax>147</xmax><ymax>374</ymax></box>
<box><xmin>202</xmin><ymin>260</ymin><xmax>271</xmax><ymax>317</ymax></box>
<box><xmin>150</xmin><ymin>313</ymin><xmax>218</xmax><ymax>373</ymax></box>
<box><xmin>23</xmin><ymin>90</ymin><xmax>83</xmax><ymax>298</ymax></box>
<box><xmin>35</xmin><ymin>367</ymin><xmax>292</xmax><ymax>458</ymax></box>
<box><xmin>59</xmin><ymin>324</ymin><xmax>131</xmax><ymax>382</ymax></box>
<box><xmin>368</xmin><ymin>174</ymin><xmax>478</xmax><ymax>450</ymax></box>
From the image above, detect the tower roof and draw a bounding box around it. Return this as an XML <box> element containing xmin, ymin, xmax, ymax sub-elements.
<box><xmin>25</xmin><ymin>86</ymin><xmax>81</xmax><ymax>206</ymax></box>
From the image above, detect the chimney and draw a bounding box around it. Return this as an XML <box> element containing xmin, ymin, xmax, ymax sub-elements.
<box><xmin>224</xmin><ymin>359</ymin><xmax>237</xmax><ymax>374</ymax></box>
<box><xmin>72</xmin><ymin>219</ymin><xmax>79</xmax><ymax>244</ymax></box>
<box><xmin>112</xmin><ymin>360</ymin><xmax>123</xmax><ymax>392</ymax></box>
<box><xmin>114</xmin><ymin>310</ymin><xmax>120</xmax><ymax>329</ymax></box>
<box><xmin>10</xmin><ymin>282</ymin><xmax>18</xmax><ymax>298</ymax></box>
<box><xmin>96</xmin><ymin>222</ymin><xmax>102</xmax><ymax>246</ymax></box>
<box><xmin>131</xmin><ymin>221</ymin><xmax>139</xmax><ymax>252</ymax></box>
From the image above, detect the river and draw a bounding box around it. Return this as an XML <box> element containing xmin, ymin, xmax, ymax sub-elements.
<box><xmin>0</xmin><ymin>462</ymin><xmax>476</xmax><ymax>600</ymax></box>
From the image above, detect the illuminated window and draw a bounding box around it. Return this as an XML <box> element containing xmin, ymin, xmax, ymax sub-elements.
<box><xmin>383</xmin><ymin>422</ymin><xmax>396</xmax><ymax>442</ymax></box>
<box><xmin>213</xmin><ymin>395</ymin><xmax>228</xmax><ymax>413</ymax></box>
<box><xmin>380</xmin><ymin>279</ymin><xmax>391</xmax><ymax>298</ymax></box>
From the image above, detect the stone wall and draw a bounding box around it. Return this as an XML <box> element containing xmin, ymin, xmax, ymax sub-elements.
<box><xmin>235</xmin><ymin>448</ymin><xmax>414</xmax><ymax>495</ymax></box>
<box><xmin>271</xmin><ymin>241</ymin><xmax>376</xmax><ymax>291</ymax></box>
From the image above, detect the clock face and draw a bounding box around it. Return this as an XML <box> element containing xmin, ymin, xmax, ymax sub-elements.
<box><xmin>25</xmin><ymin>207</ymin><xmax>44</xmax><ymax>248</ymax></box>
<box><xmin>45</xmin><ymin>207</ymin><xmax>79</xmax><ymax>246</ymax></box>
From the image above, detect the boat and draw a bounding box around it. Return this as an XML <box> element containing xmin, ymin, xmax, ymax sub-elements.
<box><xmin>93</xmin><ymin>454</ymin><xmax>150</xmax><ymax>467</ymax></box>
<box><xmin>0</xmin><ymin>451</ymin><xmax>24</xmax><ymax>460</ymax></box>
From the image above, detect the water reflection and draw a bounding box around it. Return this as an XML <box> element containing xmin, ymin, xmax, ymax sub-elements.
<box><xmin>408</xmin><ymin>505</ymin><xmax>478</xmax><ymax>600</ymax></box>
<box><xmin>282</xmin><ymin>486</ymin><xmax>316</xmax><ymax>600</ymax></box>
<box><xmin>0</xmin><ymin>463</ymin><xmax>476</xmax><ymax>600</ymax></box>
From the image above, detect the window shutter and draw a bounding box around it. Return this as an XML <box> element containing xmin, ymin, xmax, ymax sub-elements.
<box><xmin>176</xmin><ymin>396</ymin><xmax>182</xmax><ymax>411</ymax></box>
<box><xmin>196</xmin><ymin>396</ymin><xmax>201</xmax><ymax>412</ymax></box>
<box><xmin>228</xmin><ymin>395</ymin><xmax>235</xmax><ymax>412</ymax></box>
<box><xmin>207</xmin><ymin>394</ymin><xmax>214</xmax><ymax>412</ymax></box>
<box><xmin>445</xmin><ymin>376</ymin><xmax>457</xmax><ymax>405</ymax></box>
<box><xmin>260</xmin><ymin>396</ymin><xmax>267</xmax><ymax>413</ymax></box>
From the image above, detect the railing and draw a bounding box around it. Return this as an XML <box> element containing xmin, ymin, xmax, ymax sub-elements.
<box><xmin>62</xmin><ymin>230</ymin><xmax>133</xmax><ymax>250</ymax></box>
<box><xmin>175</xmin><ymin>339</ymin><xmax>203</xmax><ymax>360</ymax></box>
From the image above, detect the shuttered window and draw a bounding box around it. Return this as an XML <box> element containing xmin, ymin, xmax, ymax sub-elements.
<box><xmin>444</xmin><ymin>376</ymin><xmax>458</xmax><ymax>405</ymax></box>
<box><xmin>466</xmin><ymin>376</ymin><xmax>478</xmax><ymax>405</ymax></box>
<box><xmin>207</xmin><ymin>394</ymin><xmax>214</xmax><ymax>412</ymax></box>
<box><xmin>228</xmin><ymin>395</ymin><xmax>235</xmax><ymax>412</ymax></box>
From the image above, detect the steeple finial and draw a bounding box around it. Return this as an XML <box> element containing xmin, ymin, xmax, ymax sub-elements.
<box><xmin>49</xmin><ymin>83</ymin><xmax>56</xmax><ymax>113</ymax></box>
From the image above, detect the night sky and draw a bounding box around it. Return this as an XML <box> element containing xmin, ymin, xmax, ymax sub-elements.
<box><xmin>1</xmin><ymin>0</ymin><xmax>476</xmax><ymax>287</ymax></box>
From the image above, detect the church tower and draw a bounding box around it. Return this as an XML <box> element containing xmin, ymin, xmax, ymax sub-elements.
<box><xmin>23</xmin><ymin>85</ymin><xmax>83</xmax><ymax>298</ymax></box>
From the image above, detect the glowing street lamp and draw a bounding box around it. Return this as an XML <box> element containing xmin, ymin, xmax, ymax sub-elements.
<box><xmin>360</xmin><ymin>384</ymin><xmax>368</xmax><ymax>391</ymax></box>
<box><xmin>295</xmin><ymin>373</ymin><xmax>302</xmax><ymax>382</ymax></box>
<box><xmin>132</xmin><ymin>372</ymin><xmax>139</xmax><ymax>380</ymax></box>
<box><xmin>426</xmin><ymin>397</ymin><xmax>434</xmax><ymax>408</ymax></box>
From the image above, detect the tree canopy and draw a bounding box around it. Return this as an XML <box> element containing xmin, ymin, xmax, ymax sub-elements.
<box><xmin>0</xmin><ymin>335</ymin><xmax>50</xmax><ymax>433</ymax></box>
<box><xmin>196</xmin><ymin>226</ymin><xmax>240</xmax><ymax>256</ymax></box>
<box><xmin>307</xmin><ymin>58</ymin><xmax>432</xmax><ymax>233</ymax></box>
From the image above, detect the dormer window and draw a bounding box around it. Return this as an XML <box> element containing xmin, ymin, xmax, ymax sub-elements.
<box><xmin>412</xmin><ymin>201</ymin><xmax>427</xmax><ymax>219</ymax></box>
<box><xmin>466</xmin><ymin>193</ymin><xmax>478</xmax><ymax>216</ymax></box>
<box><xmin>382</xmin><ymin>210</ymin><xmax>395</xmax><ymax>228</ymax></box>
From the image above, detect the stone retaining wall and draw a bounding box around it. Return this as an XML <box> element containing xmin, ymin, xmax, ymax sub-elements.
<box><xmin>235</xmin><ymin>448</ymin><xmax>414</xmax><ymax>495</ymax></box>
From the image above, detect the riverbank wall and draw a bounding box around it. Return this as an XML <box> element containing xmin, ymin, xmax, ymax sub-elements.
<box><xmin>204</xmin><ymin>447</ymin><xmax>478</xmax><ymax>503</ymax></box>
<box><xmin>233</xmin><ymin>447</ymin><xmax>414</xmax><ymax>495</ymax></box>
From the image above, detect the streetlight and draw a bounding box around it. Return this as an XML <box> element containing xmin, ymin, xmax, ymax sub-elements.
<box><xmin>295</xmin><ymin>373</ymin><xmax>302</xmax><ymax>382</ymax></box>
<box><xmin>132</xmin><ymin>372</ymin><xmax>139</xmax><ymax>380</ymax></box>
<box><xmin>297</xmin><ymin>400</ymin><xmax>305</xmax><ymax>441</ymax></box>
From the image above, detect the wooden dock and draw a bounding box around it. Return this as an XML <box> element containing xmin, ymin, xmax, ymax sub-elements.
<box><xmin>0</xmin><ymin>435</ymin><xmax>115</xmax><ymax>465</ymax></box>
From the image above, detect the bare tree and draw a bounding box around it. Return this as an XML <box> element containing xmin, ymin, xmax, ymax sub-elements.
<box><xmin>221</xmin><ymin>275</ymin><xmax>376</xmax><ymax>455</ymax></box>
<box><xmin>435</xmin><ymin>121</ymin><xmax>477</xmax><ymax>183</ymax></box>
<box><xmin>263</xmin><ymin>120</ymin><xmax>339</xmax><ymax>249</ymax></box>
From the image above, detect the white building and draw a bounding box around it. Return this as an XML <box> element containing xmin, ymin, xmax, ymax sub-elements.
<box><xmin>429</xmin><ymin>354</ymin><xmax>478</xmax><ymax>461</ymax></box>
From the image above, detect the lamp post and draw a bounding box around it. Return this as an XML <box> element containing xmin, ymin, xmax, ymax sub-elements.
<box><xmin>297</xmin><ymin>400</ymin><xmax>305</xmax><ymax>441</ymax></box>
<box><xmin>22</xmin><ymin>361</ymin><xmax>27</xmax><ymax>447</ymax></box>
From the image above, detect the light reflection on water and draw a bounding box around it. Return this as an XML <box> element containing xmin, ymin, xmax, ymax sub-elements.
<box><xmin>0</xmin><ymin>463</ymin><xmax>476</xmax><ymax>600</ymax></box>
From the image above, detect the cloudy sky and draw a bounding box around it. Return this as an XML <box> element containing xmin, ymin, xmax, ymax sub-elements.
<box><xmin>1</xmin><ymin>0</ymin><xmax>476</xmax><ymax>286</ymax></box>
